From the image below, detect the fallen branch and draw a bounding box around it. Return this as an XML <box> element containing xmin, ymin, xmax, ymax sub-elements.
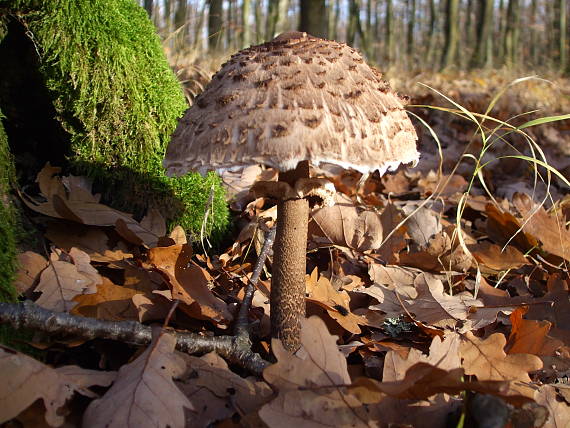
<box><xmin>0</xmin><ymin>301</ymin><xmax>270</xmax><ymax>376</ymax></box>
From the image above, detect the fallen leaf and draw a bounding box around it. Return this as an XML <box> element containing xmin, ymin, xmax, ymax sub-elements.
<box><xmin>260</xmin><ymin>317</ymin><xmax>370</xmax><ymax>427</ymax></box>
<box><xmin>486</xmin><ymin>203</ymin><xmax>538</xmax><ymax>254</ymax></box>
<box><xmin>368</xmin><ymin>263</ymin><xmax>418</xmax><ymax>299</ymax></box>
<box><xmin>83</xmin><ymin>327</ymin><xmax>193</xmax><ymax>428</ymax></box>
<box><xmin>178</xmin><ymin>351</ymin><xmax>272</xmax><ymax>425</ymax></box>
<box><xmin>45</xmin><ymin>223</ymin><xmax>133</xmax><ymax>262</ymax></box>
<box><xmin>383</xmin><ymin>333</ymin><xmax>461</xmax><ymax>382</ymax></box>
<box><xmin>34</xmin><ymin>248</ymin><xmax>100</xmax><ymax>312</ymax></box>
<box><xmin>507</xmin><ymin>307</ymin><xmax>563</xmax><ymax>356</ymax></box>
<box><xmin>0</xmin><ymin>346</ymin><xmax>115</xmax><ymax>427</ymax></box>
<box><xmin>311</xmin><ymin>193</ymin><xmax>383</xmax><ymax>252</ymax></box>
<box><xmin>305</xmin><ymin>269</ymin><xmax>365</xmax><ymax>334</ymax></box>
<box><xmin>13</xmin><ymin>251</ymin><xmax>48</xmax><ymax>295</ymax></box>
<box><xmin>406</xmin><ymin>273</ymin><xmax>481</xmax><ymax>328</ymax></box>
<box><xmin>513</xmin><ymin>192</ymin><xmax>570</xmax><ymax>261</ymax></box>
<box><xmin>461</xmin><ymin>331</ymin><xmax>543</xmax><ymax>382</ymax></box>
<box><xmin>376</xmin><ymin>202</ymin><xmax>407</xmax><ymax>264</ymax></box>
<box><xmin>72</xmin><ymin>277</ymin><xmax>143</xmax><ymax>321</ymax></box>
<box><xmin>469</xmin><ymin>241</ymin><xmax>528</xmax><ymax>271</ymax></box>
<box><xmin>402</xmin><ymin>206</ymin><xmax>442</xmax><ymax>250</ymax></box>
<box><xmin>534</xmin><ymin>385</ymin><xmax>570</xmax><ymax>428</ymax></box>
<box><xmin>148</xmin><ymin>244</ymin><xmax>232</xmax><ymax>324</ymax></box>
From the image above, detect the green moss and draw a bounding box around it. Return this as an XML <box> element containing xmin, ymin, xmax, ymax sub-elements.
<box><xmin>0</xmin><ymin>110</ymin><xmax>18</xmax><ymax>302</ymax></box>
<box><xmin>2</xmin><ymin>0</ymin><xmax>228</xmax><ymax>239</ymax></box>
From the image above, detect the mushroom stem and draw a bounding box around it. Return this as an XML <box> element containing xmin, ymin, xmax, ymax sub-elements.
<box><xmin>271</xmin><ymin>161</ymin><xmax>310</xmax><ymax>352</ymax></box>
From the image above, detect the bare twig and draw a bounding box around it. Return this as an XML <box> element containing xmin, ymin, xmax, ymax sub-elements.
<box><xmin>234</xmin><ymin>225</ymin><xmax>276</xmax><ymax>339</ymax></box>
<box><xmin>0</xmin><ymin>301</ymin><xmax>270</xmax><ymax>376</ymax></box>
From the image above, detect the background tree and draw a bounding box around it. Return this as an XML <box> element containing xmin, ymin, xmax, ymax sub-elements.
<box><xmin>470</xmin><ymin>0</ymin><xmax>494</xmax><ymax>68</ymax></box>
<box><xmin>299</xmin><ymin>0</ymin><xmax>327</xmax><ymax>38</ymax></box>
<box><xmin>503</xmin><ymin>0</ymin><xmax>520</xmax><ymax>67</ymax></box>
<box><xmin>208</xmin><ymin>0</ymin><xmax>223</xmax><ymax>51</ymax></box>
<box><xmin>441</xmin><ymin>0</ymin><xmax>458</xmax><ymax>69</ymax></box>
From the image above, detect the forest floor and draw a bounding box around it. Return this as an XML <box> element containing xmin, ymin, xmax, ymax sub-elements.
<box><xmin>1</xmin><ymin>63</ymin><xmax>570</xmax><ymax>427</ymax></box>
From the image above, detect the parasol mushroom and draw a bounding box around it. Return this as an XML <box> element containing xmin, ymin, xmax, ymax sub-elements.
<box><xmin>164</xmin><ymin>31</ymin><xmax>419</xmax><ymax>351</ymax></box>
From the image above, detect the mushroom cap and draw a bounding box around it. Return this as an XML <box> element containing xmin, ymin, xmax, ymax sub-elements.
<box><xmin>164</xmin><ymin>31</ymin><xmax>419</xmax><ymax>177</ymax></box>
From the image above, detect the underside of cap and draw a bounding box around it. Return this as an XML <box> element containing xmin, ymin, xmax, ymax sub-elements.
<box><xmin>164</xmin><ymin>32</ymin><xmax>419</xmax><ymax>177</ymax></box>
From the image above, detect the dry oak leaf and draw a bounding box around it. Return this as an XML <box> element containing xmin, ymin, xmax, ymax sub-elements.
<box><xmin>311</xmin><ymin>193</ymin><xmax>384</xmax><ymax>252</ymax></box>
<box><xmin>34</xmin><ymin>248</ymin><xmax>101</xmax><ymax>312</ymax></box>
<box><xmin>383</xmin><ymin>333</ymin><xmax>461</xmax><ymax>382</ymax></box>
<box><xmin>83</xmin><ymin>327</ymin><xmax>193</xmax><ymax>428</ymax></box>
<box><xmin>461</xmin><ymin>331</ymin><xmax>543</xmax><ymax>400</ymax></box>
<box><xmin>468</xmin><ymin>241</ymin><xmax>528</xmax><ymax>272</ymax></box>
<box><xmin>148</xmin><ymin>244</ymin><xmax>232</xmax><ymax>324</ymax></box>
<box><xmin>260</xmin><ymin>316</ymin><xmax>371</xmax><ymax>427</ymax></box>
<box><xmin>513</xmin><ymin>192</ymin><xmax>570</xmax><ymax>261</ymax></box>
<box><xmin>368</xmin><ymin>263</ymin><xmax>418</xmax><ymax>299</ymax></box>
<box><xmin>45</xmin><ymin>222</ymin><xmax>133</xmax><ymax>263</ymax></box>
<box><xmin>406</xmin><ymin>273</ymin><xmax>482</xmax><ymax>328</ymax></box>
<box><xmin>376</xmin><ymin>202</ymin><xmax>407</xmax><ymax>264</ymax></box>
<box><xmin>13</xmin><ymin>251</ymin><xmax>48</xmax><ymax>295</ymax></box>
<box><xmin>21</xmin><ymin>165</ymin><xmax>162</xmax><ymax>248</ymax></box>
<box><xmin>485</xmin><ymin>203</ymin><xmax>538</xmax><ymax>254</ymax></box>
<box><xmin>305</xmin><ymin>268</ymin><xmax>366</xmax><ymax>334</ymax></box>
<box><xmin>507</xmin><ymin>307</ymin><xmax>564</xmax><ymax>356</ymax></box>
<box><xmin>177</xmin><ymin>351</ymin><xmax>272</xmax><ymax>425</ymax></box>
<box><xmin>72</xmin><ymin>277</ymin><xmax>141</xmax><ymax>321</ymax></box>
<box><xmin>534</xmin><ymin>385</ymin><xmax>570</xmax><ymax>428</ymax></box>
<box><xmin>0</xmin><ymin>346</ymin><xmax>115</xmax><ymax>427</ymax></box>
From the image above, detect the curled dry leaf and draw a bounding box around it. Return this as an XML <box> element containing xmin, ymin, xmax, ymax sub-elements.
<box><xmin>486</xmin><ymin>203</ymin><xmax>538</xmax><ymax>254</ymax></box>
<box><xmin>0</xmin><ymin>346</ymin><xmax>115</xmax><ymax>427</ymax></box>
<box><xmin>83</xmin><ymin>327</ymin><xmax>193</xmax><ymax>428</ymax></box>
<box><xmin>34</xmin><ymin>248</ymin><xmax>101</xmax><ymax>312</ymax></box>
<box><xmin>310</xmin><ymin>193</ymin><xmax>383</xmax><ymax>252</ymax></box>
<box><xmin>148</xmin><ymin>244</ymin><xmax>232</xmax><ymax>324</ymax></box>
<box><xmin>513</xmin><ymin>192</ymin><xmax>570</xmax><ymax>261</ymax></box>
<box><xmin>21</xmin><ymin>165</ymin><xmax>162</xmax><ymax>248</ymax></box>
<box><xmin>305</xmin><ymin>269</ymin><xmax>366</xmax><ymax>334</ymax></box>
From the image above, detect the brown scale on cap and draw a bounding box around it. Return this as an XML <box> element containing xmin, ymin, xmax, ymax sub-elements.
<box><xmin>164</xmin><ymin>31</ymin><xmax>418</xmax><ymax>177</ymax></box>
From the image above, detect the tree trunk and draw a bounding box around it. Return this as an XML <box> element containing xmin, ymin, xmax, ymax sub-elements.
<box><xmin>208</xmin><ymin>0</ymin><xmax>223</xmax><ymax>52</ymax></box>
<box><xmin>425</xmin><ymin>0</ymin><xmax>438</xmax><ymax>67</ymax></box>
<box><xmin>560</xmin><ymin>0</ymin><xmax>567</xmax><ymax>72</ymax></box>
<box><xmin>299</xmin><ymin>0</ymin><xmax>327</xmax><ymax>38</ymax></box>
<box><xmin>504</xmin><ymin>0</ymin><xmax>520</xmax><ymax>67</ymax></box>
<box><xmin>241</xmin><ymin>0</ymin><xmax>251</xmax><ymax>47</ymax></box>
<box><xmin>144</xmin><ymin>0</ymin><xmax>154</xmax><ymax>18</ymax></box>
<box><xmin>174</xmin><ymin>0</ymin><xmax>188</xmax><ymax>41</ymax></box>
<box><xmin>407</xmin><ymin>0</ymin><xmax>416</xmax><ymax>62</ymax></box>
<box><xmin>529</xmin><ymin>0</ymin><xmax>538</xmax><ymax>66</ymax></box>
<box><xmin>441</xmin><ymin>0</ymin><xmax>459</xmax><ymax>69</ymax></box>
<box><xmin>254</xmin><ymin>0</ymin><xmax>263</xmax><ymax>42</ymax></box>
<box><xmin>385</xmin><ymin>0</ymin><xmax>394</xmax><ymax>64</ymax></box>
<box><xmin>226</xmin><ymin>0</ymin><xmax>233</xmax><ymax>50</ymax></box>
<box><xmin>266</xmin><ymin>0</ymin><xmax>289</xmax><ymax>39</ymax></box>
<box><xmin>470</xmin><ymin>0</ymin><xmax>493</xmax><ymax>68</ymax></box>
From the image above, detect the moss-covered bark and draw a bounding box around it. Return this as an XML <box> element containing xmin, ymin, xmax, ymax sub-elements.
<box><xmin>0</xmin><ymin>0</ymin><xmax>228</xmax><ymax>238</ymax></box>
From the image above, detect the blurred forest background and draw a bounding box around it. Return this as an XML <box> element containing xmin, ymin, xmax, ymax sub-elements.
<box><xmin>138</xmin><ymin>0</ymin><xmax>569</xmax><ymax>74</ymax></box>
